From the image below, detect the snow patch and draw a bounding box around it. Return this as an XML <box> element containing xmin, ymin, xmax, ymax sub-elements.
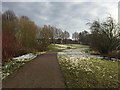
<box><xmin>13</xmin><ymin>53</ymin><xmax>37</xmax><ymax>61</ymax></box>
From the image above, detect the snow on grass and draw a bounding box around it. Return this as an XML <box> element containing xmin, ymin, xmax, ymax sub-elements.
<box><xmin>13</xmin><ymin>53</ymin><xmax>37</xmax><ymax>60</ymax></box>
<box><xmin>2</xmin><ymin>52</ymin><xmax>46</xmax><ymax>80</ymax></box>
<box><xmin>55</xmin><ymin>44</ymin><xmax>69</xmax><ymax>48</ymax></box>
<box><xmin>49</xmin><ymin>44</ymin><xmax>76</xmax><ymax>51</ymax></box>
<box><xmin>58</xmin><ymin>48</ymin><xmax>119</xmax><ymax>88</ymax></box>
<box><xmin>48</xmin><ymin>44</ymin><xmax>90</xmax><ymax>53</ymax></box>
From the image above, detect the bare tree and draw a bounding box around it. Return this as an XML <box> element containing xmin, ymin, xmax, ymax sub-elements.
<box><xmin>72</xmin><ymin>32</ymin><xmax>79</xmax><ymax>41</ymax></box>
<box><xmin>63</xmin><ymin>31</ymin><xmax>70</xmax><ymax>39</ymax></box>
<box><xmin>63</xmin><ymin>31</ymin><xmax>70</xmax><ymax>44</ymax></box>
<box><xmin>88</xmin><ymin>16</ymin><xmax>120</xmax><ymax>56</ymax></box>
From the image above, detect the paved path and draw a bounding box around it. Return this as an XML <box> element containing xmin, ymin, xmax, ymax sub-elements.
<box><xmin>2</xmin><ymin>52</ymin><xmax>66</xmax><ymax>88</ymax></box>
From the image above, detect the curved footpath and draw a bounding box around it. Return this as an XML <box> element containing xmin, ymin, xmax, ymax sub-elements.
<box><xmin>2</xmin><ymin>52</ymin><xmax>66</xmax><ymax>88</ymax></box>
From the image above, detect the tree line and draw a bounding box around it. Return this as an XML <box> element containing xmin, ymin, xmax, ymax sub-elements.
<box><xmin>72</xmin><ymin>17</ymin><xmax>120</xmax><ymax>59</ymax></box>
<box><xmin>2</xmin><ymin>10</ymin><xmax>70</xmax><ymax>63</ymax></box>
<box><xmin>2</xmin><ymin>10</ymin><xmax>120</xmax><ymax>63</ymax></box>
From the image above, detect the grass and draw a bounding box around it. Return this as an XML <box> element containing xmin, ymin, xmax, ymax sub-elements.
<box><xmin>47</xmin><ymin>44</ymin><xmax>64</xmax><ymax>52</ymax></box>
<box><xmin>58</xmin><ymin>55</ymin><xmax>119</xmax><ymax>88</ymax></box>
<box><xmin>57</xmin><ymin>44</ymin><xmax>120</xmax><ymax>88</ymax></box>
<box><xmin>48</xmin><ymin>44</ymin><xmax>89</xmax><ymax>52</ymax></box>
<box><xmin>67</xmin><ymin>44</ymin><xmax>89</xmax><ymax>49</ymax></box>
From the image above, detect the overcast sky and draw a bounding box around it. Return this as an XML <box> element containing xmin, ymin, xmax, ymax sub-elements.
<box><xmin>2</xmin><ymin>1</ymin><xmax>118</xmax><ymax>38</ymax></box>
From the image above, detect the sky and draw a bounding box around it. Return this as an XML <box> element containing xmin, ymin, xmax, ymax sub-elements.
<box><xmin>2</xmin><ymin>0</ymin><xmax>119</xmax><ymax>38</ymax></box>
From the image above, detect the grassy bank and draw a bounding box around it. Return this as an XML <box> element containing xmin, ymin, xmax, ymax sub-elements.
<box><xmin>48</xmin><ymin>44</ymin><xmax>89</xmax><ymax>52</ymax></box>
<box><xmin>57</xmin><ymin>44</ymin><xmax>119</xmax><ymax>88</ymax></box>
<box><xmin>58</xmin><ymin>56</ymin><xmax>119</xmax><ymax>88</ymax></box>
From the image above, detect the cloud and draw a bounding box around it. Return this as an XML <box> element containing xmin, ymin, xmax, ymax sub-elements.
<box><xmin>39</xmin><ymin>15</ymin><xmax>48</xmax><ymax>20</ymax></box>
<box><xmin>2</xmin><ymin>2</ymin><xmax>118</xmax><ymax>38</ymax></box>
<box><xmin>2</xmin><ymin>0</ymin><xmax>119</xmax><ymax>2</ymax></box>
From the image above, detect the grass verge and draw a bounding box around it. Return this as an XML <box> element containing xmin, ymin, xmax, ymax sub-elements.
<box><xmin>2</xmin><ymin>52</ymin><xmax>46</xmax><ymax>80</ymax></box>
<box><xmin>58</xmin><ymin>55</ymin><xmax>119</xmax><ymax>88</ymax></box>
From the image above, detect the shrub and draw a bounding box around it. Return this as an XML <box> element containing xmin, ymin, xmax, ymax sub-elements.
<box><xmin>2</xmin><ymin>32</ymin><xmax>16</xmax><ymax>63</ymax></box>
<box><xmin>108</xmin><ymin>50</ymin><xmax>120</xmax><ymax>59</ymax></box>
